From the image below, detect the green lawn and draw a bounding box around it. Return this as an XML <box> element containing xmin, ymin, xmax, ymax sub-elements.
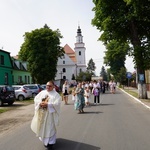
<box><xmin>0</xmin><ymin>98</ymin><xmax>34</xmax><ymax>114</ymax></box>
<box><xmin>124</xmin><ymin>90</ymin><xmax>138</xmax><ymax>98</ymax></box>
<box><xmin>123</xmin><ymin>89</ymin><xmax>150</xmax><ymax>104</ymax></box>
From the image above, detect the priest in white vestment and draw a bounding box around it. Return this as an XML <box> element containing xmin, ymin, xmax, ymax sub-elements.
<box><xmin>31</xmin><ymin>81</ymin><xmax>61</xmax><ymax>150</ymax></box>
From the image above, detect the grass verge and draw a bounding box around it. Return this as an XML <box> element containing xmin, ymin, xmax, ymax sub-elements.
<box><xmin>123</xmin><ymin>89</ymin><xmax>150</xmax><ymax>104</ymax></box>
<box><xmin>124</xmin><ymin>89</ymin><xmax>138</xmax><ymax>98</ymax></box>
<box><xmin>0</xmin><ymin>98</ymin><xmax>34</xmax><ymax>114</ymax></box>
<box><xmin>0</xmin><ymin>108</ymin><xmax>10</xmax><ymax>114</ymax></box>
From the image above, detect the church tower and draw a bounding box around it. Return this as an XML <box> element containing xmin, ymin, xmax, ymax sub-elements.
<box><xmin>74</xmin><ymin>26</ymin><xmax>86</xmax><ymax>76</ymax></box>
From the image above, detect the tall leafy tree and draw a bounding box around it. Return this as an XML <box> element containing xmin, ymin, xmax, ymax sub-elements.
<box><xmin>106</xmin><ymin>68</ymin><xmax>112</xmax><ymax>82</ymax></box>
<box><xmin>104</xmin><ymin>40</ymin><xmax>129</xmax><ymax>76</ymax></box>
<box><xmin>76</xmin><ymin>71</ymin><xmax>92</xmax><ymax>82</ymax></box>
<box><xmin>100</xmin><ymin>66</ymin><xmax>108</xmax><ymax>81</ymax></box>
<box><xmin>18</xmin><ymin>24</ymin><xmax>64</xmax><ymax>84</ymax></box>
<box><xmin>92</xmin><ymin>0</ymin><xmax>150</xmax><ymax>98</ymax></box>
<box><xmin>115</xmin><ymin>67</ymin><xmax>127</xmax><ymax>85</ymax></box>
<box><xmin>87</xmin><ymin>58</ymin><xmax>96</xmax><ymax>75</ymax></box>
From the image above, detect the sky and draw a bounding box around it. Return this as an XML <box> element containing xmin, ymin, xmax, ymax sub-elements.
<box><xmin>0</xmin><ymin>0</ymin><xmax>135</xmax><ymax>75</ymax></box>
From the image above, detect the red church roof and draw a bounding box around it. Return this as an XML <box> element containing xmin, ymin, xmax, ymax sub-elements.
<box><xmin>64</xmin><ymin>44</ymin><xmax>76</xmax><ymax>62</ymax></box>
<box><xmin>64</xmin><ymin>44</ymin><xmax>74</xmax><ymax>54</ymax></box>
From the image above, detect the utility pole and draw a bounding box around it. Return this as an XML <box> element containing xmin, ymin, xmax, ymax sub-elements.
<box><xmin>75</xmin><ymin>64</ymin><xmax>77</xmax><ymax>77</ymax></box>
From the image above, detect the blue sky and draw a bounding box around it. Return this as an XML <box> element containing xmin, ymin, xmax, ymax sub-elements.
<box><xmin>0</xmin><ymin>0</ymin><xmax>134</xmax><ymax>75</ymax></box>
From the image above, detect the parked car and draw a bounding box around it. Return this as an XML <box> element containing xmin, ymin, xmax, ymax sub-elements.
<box><xmin>41</xmin><ymin>84</ymin><xmax>60</xmax><ymax>92</ymax></box>
<box><xmin>0</xmin><ymin>85</ymin><xmax>16</xmax><ymax>106</ymax></box>
<box><xmin>12</xmin><ymin>85</ymin><xmax>32</xmax><ymax>101</ymax></box>
<box><xmin>23</xmin><ymin>84</ymin><xmax>43</xmax><ymax>97</ymax></box>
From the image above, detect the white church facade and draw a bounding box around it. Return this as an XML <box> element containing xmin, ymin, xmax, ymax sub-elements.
<box><xmin>55</xmin><ymin>26</ymin><xmax>87</xmax><ymax>82</ymax></box>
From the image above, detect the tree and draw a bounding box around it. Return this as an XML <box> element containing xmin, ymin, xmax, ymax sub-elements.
<box><xmin>86</xmin><ymin>58</ymin><xmax>96</xmax><ymax>75</ymax></box>
<box><xmin>100</xmin><ymin>66</ymin><xmax>108</xmax><ymax>81</ymax></box>
<box><xmin>106</xmin><ymin>68</ymin><xmax>112</xmax><ymax>82</ymax></box>
<box><xmin>18</xmin><ymin>24</ymin><xmax>64</xmax><ymax>84</ymax></box>
<box><xmin>76</xmin><ymin>71</ymin><xmax>92</xmax><ymax>82</ymax></box>
<box><xmin>92</xmin><ymin>0</ymin><xmax>150</xmax><ymax>98</ymax></box>
<box><xmin>104</xmin><ymin>40</ymin><xmax>129</xmax><ymax>76</ymax></box>
<box><xmin>115</xmin><ymin>67</ymin><xmax>127</xmax><ymax>85</ymax></box>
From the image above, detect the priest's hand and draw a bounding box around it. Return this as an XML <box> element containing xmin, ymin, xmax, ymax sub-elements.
<box><xmin>40</xmin><ymin>101</ymin><xmax>48</xmax><ymax>108</ymax></box>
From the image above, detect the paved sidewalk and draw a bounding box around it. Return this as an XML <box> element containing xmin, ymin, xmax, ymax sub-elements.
<box><xmin>119</xmin><ymin>86</ymin><xmax>150</xmax><ymax>110</ymax></box>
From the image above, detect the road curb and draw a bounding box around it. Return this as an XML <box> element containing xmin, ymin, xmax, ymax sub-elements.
<box><xmin>119</xmin><ymin>88</ymin><xmax>150</xmax><ymax>110</ymax></box>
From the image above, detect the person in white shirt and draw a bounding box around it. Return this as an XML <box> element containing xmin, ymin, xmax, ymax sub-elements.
<box><xmin>109</xmin><ymin>80</ymin><xmax>116</xmax><ymax>94</ymax></box>
<box><xmin>84</xmin><ymin>86</ymin><xmax>91</xmax><ymax>106</ymax></box>
<box><xmin>62</xmin><ymin>81</ymin><xmax>70</xmax><ymax>104</ymax></box>
<box><xmin>92</xmin><ymin>80</ymin><xmax>100</xmax><ymax>104</ymax></box>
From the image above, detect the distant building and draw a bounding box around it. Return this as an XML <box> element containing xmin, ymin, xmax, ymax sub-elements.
<box><xmin>55</xmin><ymin>26</ymin><xmax>87</xmax><ymax>82</ymax></box>
<box><xmin>11</xmin><ymin>56</ymin><xmax>32</xmax><ymax>84</ymax></box>
<box><xmin>0</xmin><ymin>49</ymin><xmax>13</xmax><ymax>85</ymax></box>
<box><xmin>0</xmin><ymin>50</ymin><xmax>32</xmax><ymax>85</ymax></box>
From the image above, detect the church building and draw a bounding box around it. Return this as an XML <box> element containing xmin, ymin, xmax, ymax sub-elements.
<box><xmin>55</xmin><ymin>26</ymin><xmax>87</xmax><ymax>82</ymax></box>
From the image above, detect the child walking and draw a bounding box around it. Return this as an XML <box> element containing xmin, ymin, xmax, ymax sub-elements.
<box><xmin>84</xmin><ymin>87</ymin><xmax>91</xmax><ymax>106</ymax></box>
<box><xmin>72</xmin><ymin>86</ymin><xmax>77</xmax><ymax>102</ymax></box>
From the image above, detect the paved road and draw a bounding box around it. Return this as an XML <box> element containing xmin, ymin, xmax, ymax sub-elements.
<box><xmin>0</xmin><ymin>88</ymin><xmax>150</xmax><ymax>150</ymax></box>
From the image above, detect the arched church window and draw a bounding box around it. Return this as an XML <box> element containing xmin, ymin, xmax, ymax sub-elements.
<box><xmin>63</xmin><ymin>76</ymin><xmax>66</xmax><ymax>80</ymax></box>
<box><xmin>79</xmin><ymin>51</ymin><xmax>81</xmax><ymax>55</ymax></box>
<box><xmin>63</xmin><ymin>68</ymin><xmax>66</xmax><ymax>72</ymax></box>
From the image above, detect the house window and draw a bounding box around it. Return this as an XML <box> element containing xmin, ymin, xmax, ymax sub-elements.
<box><xmin>18</xmin><ymin>76</ymin><xmax>22</xmax><ymax>84</ymax></box>
<box><xmin>63</xmin><ymin>76</ymin><xmax>66</xmax><ymax>80</ymax></box>
<box><xmin>79</xmin><ymin>51</ymin><xmax>81</xmax><ymax>55</ymax></box>
<box><xmin>63</xmin><ymin>68</ymin><xmax>66</xmax><ymax>72</ymax></box>
<box><xmin>20</xmin><ymin>62</ymin><xmax>23</xmax><ymax>70</ymax></box>
<box><xmin>25</xmin><ymin>75</ymin><xmax>27</xmax><ymax>83</ymax></box>
<box><xmin>79</xmin><ymin>68</ymin><xmax>82</xmax><ymax>73</ymax></box>
<box><xmin>0</xmin><ymin>55</ymin><xmax>4</xmax><ymax>65</ymax></box>
<box><xmin>63</xmin><ymin>61</ymin><xmax>65</xmax><ymax>64</ymax></box>
<box><xmin>4</xmin><ymin>73</ymin><xmax>8</xmax><ymax>85</ymax></box>
<box><xmin>28</xmin><ymin>76</ymin><xmax>30</xmax><ymax>83</ymax></box>
<box><xmin>12</xmin><ymin>75</ymin><xmax>14</xmax><ymax>84</ymax></box>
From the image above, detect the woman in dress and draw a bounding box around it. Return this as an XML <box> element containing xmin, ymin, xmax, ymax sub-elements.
<box><xmin>75</xmin><ymin>82</ymin><xmax>85</xmax><ymax>113</ymax></box>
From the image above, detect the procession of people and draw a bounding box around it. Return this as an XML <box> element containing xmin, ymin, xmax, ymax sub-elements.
<box><xmin>70</xmin><ymin>79</ymin><xmax>116</xmax><ymax>114</ymax></box>
<box><xmin>30</xmin><ymin>79</ymin><xmax>116</xmax><ymax>150</ymax></box>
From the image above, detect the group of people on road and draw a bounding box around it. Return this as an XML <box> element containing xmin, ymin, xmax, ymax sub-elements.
<box><xmin>109</xmin><ymin>79</ymin><xmax>116</xmax><ymax>94</ymax></box>
<box><xmin>61</xmin><ymin>80</ymin><xmax>116</xmax><ymax>114</ymax></box>
<box><xmin>71</xmin><ymin>80</ymin><xmax>104</xmax><ymax>114</ymax></box>
<box><xmin>30</xmin><ymin>79</ymin><xmax>116</xmax><ymax>150</ymax></box>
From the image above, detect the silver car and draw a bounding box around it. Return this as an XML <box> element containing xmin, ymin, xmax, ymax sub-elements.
<box><xmin>23</xmin><ymin>84</ymin><xmax>43</xmax><ymax>98</ymax></box>
<box><xmin>12</xmin><ymin>85</ymin><xmax>32</xmax><ymax>101</ymax></box>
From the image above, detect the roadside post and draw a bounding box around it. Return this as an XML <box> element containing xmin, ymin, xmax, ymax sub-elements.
<box><xmin>139</xmin><ymin>74</ymin><xmax>144</xmax><ymax>84</ymax></box>
<box><xmin>126</xmin><ymin>72</ymin><xmax>132</xmax><ymax>90</ymax></box>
